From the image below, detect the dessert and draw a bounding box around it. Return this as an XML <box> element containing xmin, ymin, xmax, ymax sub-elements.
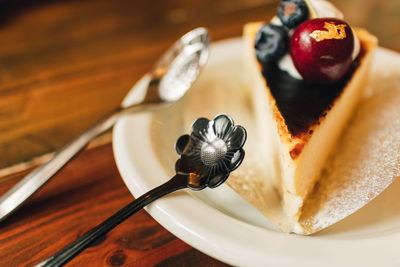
<box><xmin>244</xmin><ymin>0</ymin><xmax>377</xmax><ymax>225</ymax></box>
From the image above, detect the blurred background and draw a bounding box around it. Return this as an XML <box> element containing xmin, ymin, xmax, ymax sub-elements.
<box><xmin>0</xmin><ymin>0</ymin><xmax>399</xmax><ymax>170</ymax></box>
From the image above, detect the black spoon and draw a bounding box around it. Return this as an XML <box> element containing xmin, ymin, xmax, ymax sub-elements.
<box><xmin>37</xmin><ymin>114</ymin><xmax>247</xmax><ymax>267</ymax></box>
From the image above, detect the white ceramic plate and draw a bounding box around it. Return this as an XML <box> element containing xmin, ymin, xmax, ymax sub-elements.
<box><xmin>113</xmin><ymin>38</ymin><xmax>400</xmax><ymax>267</ymax></box>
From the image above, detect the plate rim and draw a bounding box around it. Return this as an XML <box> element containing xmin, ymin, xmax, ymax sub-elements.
<box><xmin>112</xmin><ymin>37</ymin><xmax>400</xmax><ymax>267</ymax></box>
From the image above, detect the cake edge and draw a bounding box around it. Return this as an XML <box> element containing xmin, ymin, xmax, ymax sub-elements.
<box><xmin>243</xmin><ymin>22</ymin><xmax>378</xmax><ymax>232</ymax></box>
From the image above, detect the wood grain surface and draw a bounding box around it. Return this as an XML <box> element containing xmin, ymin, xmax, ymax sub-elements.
<box><xmin>0</xmin><ymin>0</ymin><xmax>399</xmax><ymax>266</ymax></box>
<box><xmin>0</xmin><ymin>0</ymin><xmax>398</xmax><ymax>170</ymax></box>
<box><xmin>0</xmin><ymin>0</ymin><xmax>278</xmax><ymax>169</ymax></box>
<box><xmin>0</xmin><ymin>143</ymin><xmax>229</xmax><ymax>266</ymax></box>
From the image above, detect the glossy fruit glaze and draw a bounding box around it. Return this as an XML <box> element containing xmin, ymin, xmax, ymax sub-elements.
<box><xmin>290</xmin><ymin>18</ymin><xmax>354</xmax><ymax>84</ymax></box>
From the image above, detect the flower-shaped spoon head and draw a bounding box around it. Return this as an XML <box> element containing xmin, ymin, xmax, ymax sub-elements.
<box><xmin>175</xmin><ymin>114</ymin><xmax>247</xmax><ymax>190</ymax></box>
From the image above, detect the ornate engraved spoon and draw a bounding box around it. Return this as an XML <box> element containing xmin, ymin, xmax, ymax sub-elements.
<box><xmin>37</xmin><ymin>114</ymin><xmax>247</xmax><ymax>267</ymax></box>
<box><xmin>0</xmin><ymin>27</ymin><xmax>209</xmax><ymax>222</ymax></box>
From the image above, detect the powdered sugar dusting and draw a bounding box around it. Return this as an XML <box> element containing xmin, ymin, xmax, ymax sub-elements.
<box><xmin>151</xmin><ymin>45</ymin><xmax>400</xmax><ymax>235</ymax></box>
<box><xmin>299</xmin><ymin>52</ymin><xmax>400</xmax><ymax>234</ymax></box>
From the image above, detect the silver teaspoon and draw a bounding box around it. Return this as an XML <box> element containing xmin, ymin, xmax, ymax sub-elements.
<box><xmin>37</xmin><ymin>114</ymin><xmax>247</xmax><ymax>267</ymax></box>
<box><xmin>0</xmin><ymin>27</ymin><xmax>209</xmax><ymax>222</ymax></box>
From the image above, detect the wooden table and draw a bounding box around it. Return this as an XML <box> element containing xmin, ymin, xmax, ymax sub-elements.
<box><xmin>0</xmin><ymin>0</ymin><xmax>398</xmax><ymax>266</ymax></box>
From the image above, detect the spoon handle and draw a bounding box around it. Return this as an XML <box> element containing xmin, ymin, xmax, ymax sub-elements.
<box><xmin>0</xmin><ymin>74</ymin><xmax>156</xmax><ymax>223</ymax></box>
<box><xmin>37</xmin><ymin>174</ymin><xmax>188</xmax><ymax>267</ymax></box>
<box><xmin>0</xmin><ymin>107</ymin><xmax>123</xmax><ymax>222</ymax></box>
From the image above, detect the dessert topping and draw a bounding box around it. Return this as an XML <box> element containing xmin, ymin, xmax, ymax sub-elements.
<box><xmin>309</xmin><ymin>21</ymin><xmax>347</xmax><ymax>42</ymax></box>
<box><xmin>290</xmin><ymin>18</ymin><xmax>354</xmax><ymax>84</ymax></box>
<box><xmin>255</xmin><ymin>0</ymin><xmax>359</xmax><ymax>84</ymax></box>
<box><xmin>277</xmin><ymin>0</ymin><xmax>309</xmax><ymax>29</ymax></box>
<box><xmin>255</xmin><ymin>24</ymin><xmax>289</xmax><ymax>64</ymax></box>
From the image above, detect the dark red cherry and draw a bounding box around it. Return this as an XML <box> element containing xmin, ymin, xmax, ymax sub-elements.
<box><xmin>290</xmin><ymin>18</ymin><xmax>354</xmax><ymax>84</ymax></box>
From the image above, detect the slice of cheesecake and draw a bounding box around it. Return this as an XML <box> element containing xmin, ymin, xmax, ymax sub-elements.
<box><xmin>244</xmin><ymin>22</ymin><xmax>377</xmax><ymax>224</ymax></box>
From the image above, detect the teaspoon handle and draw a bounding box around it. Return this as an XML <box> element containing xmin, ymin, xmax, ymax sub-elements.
<box><xmin>0</xmin><ymin>107</ymin><xmax>124</xmax><ymax>222</ymax></box>
<box><xmin>37</xmin><ymin>174</ymin><xmax>188</xmax><ymax>267</ymax></box>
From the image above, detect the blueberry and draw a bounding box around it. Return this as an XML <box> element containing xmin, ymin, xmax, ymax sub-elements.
<box><xmin>254</xmin><ymin>24</ymin><xmax>288</xmax><ymax>64</ymax></box>
<box><xmin>278</xmin><ymin>0</ymin><xmax>309</xmax><ymax>29</ymax></box>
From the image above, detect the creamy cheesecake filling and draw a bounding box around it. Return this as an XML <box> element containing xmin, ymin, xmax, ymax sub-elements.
<box><xmin>244</xmin><ymin>22</ymin><xmax>377</xmax><ymax>223</ymax></box>
<box><xmin>261</xmin><ymin>42</ymin><xmax>367</xmax><ymax>220</ymax></box>
<box><xmin>262</xmin><ymin>45</ymin><xmax>364</xmax><ymax>137</ymax></box>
